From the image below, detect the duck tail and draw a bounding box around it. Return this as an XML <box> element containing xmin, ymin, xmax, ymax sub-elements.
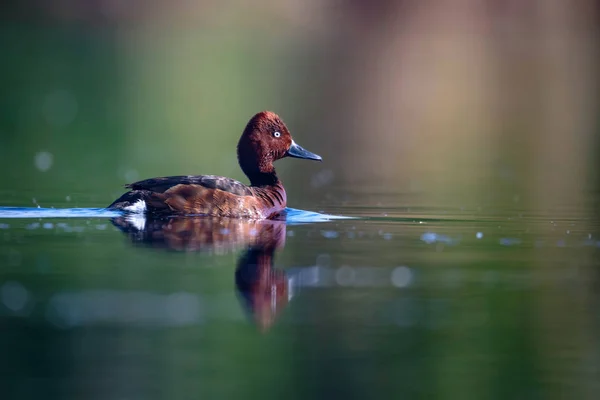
<box><xmin>107</xmin><ymin>190</ymin><xmax>160</xmax><ymax>213</ymax></box>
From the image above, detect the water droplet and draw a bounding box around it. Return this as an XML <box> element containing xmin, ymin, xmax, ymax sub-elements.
<box><xmin>321</xmin><ymin>230</ymin><xmax>339</xmax><ymax>239</ymax></box>
<box><xmin>499</xmin><ymin>238</ymin><xmax>522</xmax><ymax>246</ymax></box>
<box><xmin>34</xmin><ymin>151</ymin><xmax>53</xmax><ymax>172</ymax></box>
<box><xmin>1</xmin><ymin>281</ymin><xmax>29</xmax><ymax>312</ymax></box>
<box><xmin>391</xmin><ymin>266</ymin><xmax>412</xmax><ymax>288</ymax></box>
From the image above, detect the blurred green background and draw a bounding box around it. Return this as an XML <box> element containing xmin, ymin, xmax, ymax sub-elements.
<box><xmin>1</xmin><ymin>1</ymin><xmax>597</xmax><ymax>212</ymax></box>
<box><xmin>0</xmin><ymin>2</ymin><xmax>327</xmax><ymax>208</ymax></box>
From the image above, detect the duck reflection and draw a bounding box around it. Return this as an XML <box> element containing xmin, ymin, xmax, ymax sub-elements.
<box><xmin>112</xmin><ymin>214</ymin><xmax>289</xmax><ymax>331</ymax></box>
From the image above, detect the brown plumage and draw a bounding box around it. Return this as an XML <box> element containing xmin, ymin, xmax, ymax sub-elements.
<box><xmin>107</xmin><ymin>111</ymin><xmax>322</xmax><ymax>219</ymax></box>
<box><xmin>111</xmin><ymin>214</ymin><xmax>286</xmax><ymax>253</ymax></box>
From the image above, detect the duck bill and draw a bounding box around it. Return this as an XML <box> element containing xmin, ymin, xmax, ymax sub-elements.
<box><xmin>286</xmin><ymin>140</ymin><xmax>322</xmax><ymax>161</ymax></box>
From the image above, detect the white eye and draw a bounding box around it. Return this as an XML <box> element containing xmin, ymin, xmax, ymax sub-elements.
<box><xmin>273</xmin><ymin>131</ymin><xmax>281</xmax><ymax>138</ymax></box>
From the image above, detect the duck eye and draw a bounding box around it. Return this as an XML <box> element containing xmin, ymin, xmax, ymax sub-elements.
<box><xmin>273</xmin><ymin>131</ymin><xmax>281</xmax><ymax>138</ymax></box>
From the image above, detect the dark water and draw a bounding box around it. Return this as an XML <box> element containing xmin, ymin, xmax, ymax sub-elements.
<box><xmin>1</xmin><ymin>198</ymin><xmax>599</xmax><ymax>400</ymax></box>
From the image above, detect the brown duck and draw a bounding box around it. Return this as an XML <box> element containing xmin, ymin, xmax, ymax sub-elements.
<box><xmin>108</xmin><ymin>111</ymin><xmax>322</xmax><ymax>219</ymax></box>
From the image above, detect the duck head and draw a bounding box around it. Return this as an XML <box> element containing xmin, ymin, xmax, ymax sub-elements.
<box><xmin>237</xmin><ymin>111</ymin><xmax>322</xmax><ymax>186</ymax></box>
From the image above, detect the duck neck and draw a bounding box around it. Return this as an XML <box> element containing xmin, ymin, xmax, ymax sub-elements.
<box><xmin>237</xmin><ymin>136</ymin><xmax>281</xmax><ymax>187</ymax></box>
<box><xmin>247</xmin><ymin>170</ymin><xmax>280</xmax><ymax>187</ymax></box>
<box><xmin>238</xmin><ymin>151</ymin><xmax>279</xmax><ymax>187</ymax></box>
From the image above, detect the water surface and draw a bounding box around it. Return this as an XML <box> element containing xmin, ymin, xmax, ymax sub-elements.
<box><xmin>1</xmin><ymin>198</ymin><xmax>599</xmax><ymax>399</ymax></box>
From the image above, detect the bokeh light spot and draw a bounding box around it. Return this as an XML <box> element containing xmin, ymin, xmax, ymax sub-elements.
<box><xmin>34</xmin><ymin>151</ymin><xmax>54</xmax><ymax>172</ymax></box>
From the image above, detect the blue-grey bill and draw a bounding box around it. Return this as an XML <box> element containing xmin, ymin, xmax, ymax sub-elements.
<box><xmin>286</xmin><ymin>140</ymin><xmax>322</xmax><ymax>161</ymax></box>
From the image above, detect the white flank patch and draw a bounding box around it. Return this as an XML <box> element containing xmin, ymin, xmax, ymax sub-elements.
<box><xmin>123</xmin><ymin>199</ymin><xmax>147</xmax><ymax>214</ymax></box>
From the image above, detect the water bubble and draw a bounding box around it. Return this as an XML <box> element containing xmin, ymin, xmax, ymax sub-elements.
<box><xmin>1</xmin><ymin>281</ymin><xmax>30</xmax><ymax>312</ymax></box>
<box><xmin>391</xmin><ymin>266</ymin><xmax>412</xmax><ymax>288</ymax></box>
<box><xmin>34</xmin><ymin>151</ymin><xmax>53</xmax><ymax>172</ymax></box>
<box><xmin>421</xmin><ymin>232</ymin><xmax>437</xmax><ymax>244</ymax></box>
<box><xmin>321</xmin><ymin>230</ymin><xmax>339</xmax><ymax>239</ymax></box>
<box><xmin>421</xmin><ymin>232</ymin><xmax>458</xmax><ymax>245</ymax></box>
<box><xmin>499</xmin><ymin>238</ymin><xmax>522</xmax><ymax>246</ymax></box>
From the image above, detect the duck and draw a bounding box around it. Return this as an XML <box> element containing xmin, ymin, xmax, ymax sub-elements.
<box><xmin>107</xmin><ymin>111</ymin><xmax>322</xmax><ymax>219</ymax></box>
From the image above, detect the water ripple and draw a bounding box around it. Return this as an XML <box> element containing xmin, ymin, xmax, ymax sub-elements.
<box><xmin>0</xmin><ymin>207</ymin><xmax>121</xmax><ymax>219</ymax></box>
<box><xmin>0</xmin><ymin>206</ymin><xmax>351</xmax><ymax>224</ymax></box>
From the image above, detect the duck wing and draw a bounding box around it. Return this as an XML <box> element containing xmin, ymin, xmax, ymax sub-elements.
<box><xmin>110</xmin><ymin>175</ymin><xmax>278</xmax><ymax>218</ymax></box>
<box><xmin>126</xmin><ymin>175</ymin><xmax>252</xmax><ymax>196</ymax></box>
